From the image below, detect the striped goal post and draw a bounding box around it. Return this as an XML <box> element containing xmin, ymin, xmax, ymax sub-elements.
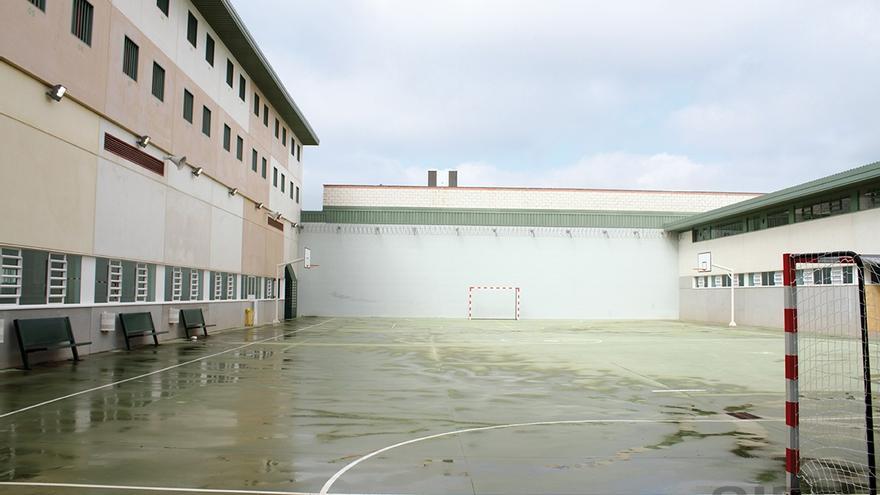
<box><xmin>467</xmin><ymin>286</ymin><xmax>521</xmax><ymax>320</ymax></box>
<box><xmin>784</xmin><ymin>252</ymin><xmax>880</xmax><ymax>495</ymax></box>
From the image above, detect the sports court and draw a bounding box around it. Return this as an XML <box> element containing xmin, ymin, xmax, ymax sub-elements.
<box><xmin>0</xmin><ymin>317</ymin><xmax>788</xmax><ymax>494</ymax></box>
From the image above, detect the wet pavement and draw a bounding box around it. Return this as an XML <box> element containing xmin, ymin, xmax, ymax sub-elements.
<box><xmin>0</xmin><ymin>318</ymin><xmax>787</xmax><ymax>494</ymax></box>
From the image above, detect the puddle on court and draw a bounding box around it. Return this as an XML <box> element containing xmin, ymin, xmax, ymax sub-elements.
<box><xmin>0</xmin><ymin>318</ymin><xmax>788</xmax><ymax>494</ymax></box>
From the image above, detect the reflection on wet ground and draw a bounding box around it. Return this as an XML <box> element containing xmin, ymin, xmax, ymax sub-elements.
<box><xmin>0</xmin><ymin>318</ymin><xmax>786</xmax><ymax>494</ymax></box>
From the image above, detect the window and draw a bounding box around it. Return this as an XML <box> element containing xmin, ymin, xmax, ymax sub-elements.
<box><xmin>261</xmin><ymin>158</ymin><xmax>267</xmax><ymax>178</ymax></box>
<box><xmin>156</xmin><ymin>0</ymin><xmax>169</xmax><ymax>16</ymax></box>
<box><xmin>761</xmin><ymin>271</ymin><xmax>777</xmax><ymax>287</ymax></box>
<box><xmin>736</xmin><ymin>273</ymin><xmax>745</xmax><ymax>287</ymax></box>
<box><xmin>291</xmin><ymin>139</ymin><xmax>296</xmax><ymax>157</ymax></box>
<box><xmin>190</xmin><ymin>270</ymin><xmax>200</xmax><ymax>300</ymax></box>
<box><xmin>28</xmin><ymin>0</ymin><xmax>46</xmax><ymax>11</ymax></box>
<box><xmin>711</xmin><ymin>220</ymin><xmax>743</xmax><ymax>239</ymax></box>
<box><xmin>239</xmin><ymin>75</ymin><xmax>246</xmax><ymax>101</ymax></box>
<box><xmin>223</xmin><ymin>124</ymin><xmax>231</xmax><ymax>151</ymax></box>
<box><xmin>171</xmin><ymin>267</ymin><xmax>182</xmax><ymax>301</ymax></box>
<box><xmin>246</xmin><ymin>276</ymin><xmax>256</xmax><ymax>298</ymax></box>
<box><xmin>186</xmin><ymin>11</ymin><xmax>198</xmax><ymax>47</ymax></box>
<box><xmin>796</xmin><ymin>270</ymin><xmax>805</xmax><ymax>286</ymax></box>
<box><xmin>265</xmin><ymin>278</ymin><xmax>274</xmax><ymax>299</ymax></box>
<box><xmin>226</xmin><ymin>59</ymin><xmax>234</xmax><ymax>87</ymax></box>
<box><xmin>135</xmin><ymin>263</ymin><xmax>148</xmax><ymax>302</ymax></box>
<box><xmin>274</xmin><ymin>118</ymin><xmax>280</xmax><ymax>138</ymax></box>
<box><xmin>151</xmin><ymin>62</ymin><xmax>165</xmax><ymax>101</ymax></box>
<box><xmin>213</xmin><ymin>272</ymin><xmax>222</xmax><ymax>299</ymax></box>
<box><xmin>45</xmin><ymin>253</ymin><xmax>68</xmax><ymax>304</ymax></box>
<box><xmin>861</xmin><ymin>187</ymin><xmax>880</xmax><ymax>210</ymax></box>
<box><xmin>281</xmin><ymin>174</ymin><xmax>285</xmax><ymax>193</ymax></box>
<box><xmin>202</xmin><ymin>106</ymin><xmax>211</xmax><ymax>136</ymax></box>
<box><xmin>296</xmin><ymin>144</ymin><xmax>302</xmax><ymax>161</ymax></box>
<box><xmin>767</xmin><ymin>209</ymin><xmax>790</xmax><ymax>228</ymax></box>
<box><xmin>251</xmin><ymin>149</ymin><xmax>258</xmax><ymax>172</ymax></box>
<box><xmin>720</xmin><ymin>274</ymin><xmax>731</xmax><ymax>287</ymax></box>
<box><xmin>183</xmin><ymin>89</ymin><xmax>194</xmax><ymax>123</ymax></box>
<box><xmin>273</xmin><ymin>167</ymin><xmax>278</xmax><ymax>187</ymax></box>
<box><xmin>226</xmin><ymin>274</ymin><xmax>235</xmax><ymax>299</ymax></box>
<box><xmin>205</xmin><ymin>34</ymin><xmax>215</xmax><ymax>66</ymax></box>
<box><xmin>71</xmin><ymin>0</ymin><xmax>94</xmax><ymax>46</ymax></box>
<box><xmin>795</xmin><ymin>196</ymin><xmax>851</xmax><ymax>222</ymax></box>
<box><xmin>295</xmin><ymin>186</ymin><xmax>300</xmax><ymax>204</ymax></box>
<box><xmin>1</xmin><ymin>248</ymin><xmax>23</xmax><ymax>305</ymax></box>
<box><xmin>282</xmin><ymin>128</ymin><xmax>287</xmax><ymax>146</ymax></box>
<box><xmin>289</xmin><ymin>182</ymin><xmax>294</xmax><ymax>200</ymax></box>
<box><xmin>812</xmin><ymin>267</ymin><xmax>832</xmax><ymax>285</ymax></box>
<box><xmin>254</xmin><ymin>93</ymin><xmax>260</xmax><ymax>115</ymax></box>
<box><xmin>236</xmin><ymin>136</ymin><xmax>243</xmax><ymax>161</ymax></box>
<box><xmin>123</xmin><ymin>36</ymin><xmax>139</xmax><ymax>81</ymax></box>
<box><xmin>108</xmin><ymin>260</ymin><xmax>123</xmax><ymax>302</ymax></box>
<box><xmin>843</xmin><ymin>266</ymin><xmax>854</xmax><ymax>284</ymax></box>
<box><xmin>263</xmin><ymin>105</ymin><xmax>269</xmax><ymax>126</ymax></box>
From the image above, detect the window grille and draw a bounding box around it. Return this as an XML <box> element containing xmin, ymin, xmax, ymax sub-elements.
<box><xmin>0</xmin><ymin>248</ymin><xmax>23</xmax><ymax>305</ymax></box>
<box><xmin>108</xmin><ymin>260</ymin><xmax>123</xmax><ymax>302</ymax></box>
<box><xmin>135</xmin><ymin>263</ymin><xmax>148</xmax><ymax>302</ymax></box>
<box><xmin>214</xmin><ymin>272</ymin><xmax>222</xmax><ymax>299</ymax></box>
<box><xmin>171</xmin><ymin>267</ymin><xmax>182</xmax><ymax>301</ymax></box>
<box><xmin>71</xmin><ymin>0</ymin><xmax>94</xmax><ymax>46</ymax></box>
<box><xmin>45</xmin><ymin>253</ymin><xmax>68</xmax><ymax>304</ymax></box>
<box><xmin>190</xmin><ymin>270</ymin><xmax>200</xmax><ymax>300</ymax></box>
<box><xmin>227</xmin><ymin>274</ymin><xmax>235</xmax><ymax>299</ymax></box>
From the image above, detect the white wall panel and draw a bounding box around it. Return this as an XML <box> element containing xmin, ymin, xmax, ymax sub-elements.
<box><xmin>163</xmin><ymin>189</ymin><xmax>211</xmax><ymax>267</ymax></box>
<box><xmin>210</xmin><ymin>207</ymin><xmax>243</xmax><ymax>273</ymax></box>
<box><xmin>299</xmin><ymin>225</ymin><xmax>679</xmax><ymax>319</ymax></box>
<box><xmin>94</xmin><ymin>159</ymin><xmax>166</xmax><ymax>262</ymax></box>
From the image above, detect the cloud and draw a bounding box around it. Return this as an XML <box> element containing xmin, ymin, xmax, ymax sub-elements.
<box><xmin>231</xmin><ymin>0</ymin><xmax>880</xmax><ymax>209</ymax></box>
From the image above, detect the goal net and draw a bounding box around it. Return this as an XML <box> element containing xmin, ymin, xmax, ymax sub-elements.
<box><xmin>467</xmin><ymin>286</ymin><xmax>520</xmax><ymax>320</ymax></box>
<box><xmin>785</xmin><ymin>252</ymin><xmax>880</xmax><ymax>494</ymax></box>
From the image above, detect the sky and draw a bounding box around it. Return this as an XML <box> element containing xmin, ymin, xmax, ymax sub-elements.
<box><xmin>230</xmin><ymin>0</ymin><xmax>880</xmax><ymax>210</ymax></box>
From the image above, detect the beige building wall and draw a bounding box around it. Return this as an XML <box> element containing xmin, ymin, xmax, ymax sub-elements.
<box><xmin>324</xmin><ymin>185</ymin><xmax>759</xmax><ymax>213</ymax></box>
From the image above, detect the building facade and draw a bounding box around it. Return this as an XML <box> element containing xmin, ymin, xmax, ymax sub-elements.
<box><xmin>0</xmin><ymin>0</ymin><xmax>318</xmax><ymax>368</ymax></box>
<box><xmin>668</xmin><ymin>161</ymin><xmax>880</xmax><ymax>327</ymax></box>
<box><xmin>298</xmin><ymin>176</ymin><xmax>758</xmax><ymax>319</ymax></box>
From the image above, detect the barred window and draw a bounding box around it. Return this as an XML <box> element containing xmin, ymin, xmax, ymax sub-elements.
<box><xmin>46</xmin><ymin>253</ymin><xmax>68</xmax><ymax>304</ymax></box>
<box><xmin>186</xmin><ymin>11</ymin><xmax>197</xmax><ymax>47</ymax></box>
<box><xmin>151</xmin><ymin>62</ymin><xmax>165</xmax><ymax>101</ymax></box>
<box><xmin>205</xmin><ymin>34</ymin><xmax>215</xmax><ymax>66</ymax></box>
<box><xmin>190</xmin><ymin>270</ymin><xmax>200</xmax><ymax>301</ymax></box>
<box><xmin>202</xmin><ymin>106</ymin><xmax>211</xmax><ymax>137</ymax></box>
<box><xmin>236</xmin><ymin>136</ymin><xmax>243</xmax><ymax>161</ymax></box>
<box><xmin>123</xmin><ymin>36</ymin><xmax>139</xmax><ymax>81</ymax></box>
<box><xmin>226</xmin><ymin>274</ymin><xmax>235</xmax><ymax>299</ymax></box>
<box><xmin>223</xmin><ymin>124</ymin><xmax>231</xmax><ymax>151</ymax></box>
<box><xmin>108</xmin><ymin>260</ymin><xmax>123</xmax><ymax>302</ymax></box>
<box><xmin>239</xmin><ymin>76</ymin><xmax>246</xmax><ymax>101</ymax></box>
<box><xmin>171</xmin><ymin>267</ymin><xmax>182</xmax><ymax>302</ymax></box>
<box><xmin>71</xmin><ymin>0</ymin><xmax>94</xmax><ymax>46</ymax></box>
<box><xmin>135</xmin><ymin>263</ymin><xmax>148</xmax><ymax>302</ymax></box>
<box><xmin>183</xmin><ymin>89</ymin><xmax>194</xmax><ymax>123</ymax></box>
<box><xmin>0</xmin><ymin>248</ymin><xmax>23</xmax><ymax>305</ymax></box>
<box><xmin>29</xmin><ymin>0</ymin><xmax>46</xmax><ymax>12</ymax></box>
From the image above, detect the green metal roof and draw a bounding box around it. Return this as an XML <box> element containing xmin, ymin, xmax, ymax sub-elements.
<box><xmin>664</xmin><ymin>160</ymin><xmax>880</xmax><ymax>232</ymax></box>
<box><xmin>192</xmin><ymin>0</ymin><xmax>318</xmax><ymax>145</ymax></box>
<box><xmin>302</xmin><ymin>206</ymin><xmax>696</xmax><ymax>229</ymax></box>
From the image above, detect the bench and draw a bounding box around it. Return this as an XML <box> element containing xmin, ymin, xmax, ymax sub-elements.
<box><xmin>119</xmin><ymin>312</ymin><xmax>169</xmax><ymax>351</ymax></box>
<box><xmin>180</xmin><ymin>308</ymin><xmax>215</xmax><ymax>339</ymax></box>
<box><xmin>13</xmin><ymin>317</ymin><xmax>92</xmax><ymax>370</ymax></box>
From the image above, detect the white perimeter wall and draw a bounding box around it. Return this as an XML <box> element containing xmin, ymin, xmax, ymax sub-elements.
<box><xmin>299</xmin><ymin>224</ymin><xmax>679</xmax><ymax>319</ymax></box>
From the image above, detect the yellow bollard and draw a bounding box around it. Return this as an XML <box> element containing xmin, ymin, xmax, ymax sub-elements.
<box><xmin>244</xmin><ymin>307</ymin><xmax>254</xmax><ymax>327</ymax></box>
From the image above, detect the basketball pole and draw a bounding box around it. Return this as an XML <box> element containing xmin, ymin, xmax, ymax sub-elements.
<box><xmin>711</xmin><ymin>263</ymin><xmax>737</xmax><ymax>327</ymax></box>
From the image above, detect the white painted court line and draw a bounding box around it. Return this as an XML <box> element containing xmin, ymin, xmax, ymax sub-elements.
<box><xmin>318</xmin><ymin>416</ymin><xmax>783</xmax><ymax>495</ymax></box>
<box><xmin>651</xmin><ymin>389</ymin><xmax>707</xmax><ymax>393</ymax></box>
<box><xmin>0</xmin><ymin>319</ymin><xmax>334</xmax><ymax>419</ymax></box>
<box><xmin>0</xmin><ymin>482</ymin><xmax>317</xmax><ymax>494</ymax></box>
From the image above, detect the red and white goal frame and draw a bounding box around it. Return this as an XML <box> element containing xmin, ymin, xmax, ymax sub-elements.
<box><xmin>467</xmin><ymin>286</ymin><xmax>521</xmax><ymax>320</ymax></box>
<box><xmin>783</xmin><ymin>251</ymin><xmax>880</xmax><ymax>495</ymax></box>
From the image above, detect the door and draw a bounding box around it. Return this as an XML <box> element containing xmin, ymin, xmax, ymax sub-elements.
<box><xmin>284</xmin><ymin>265</ymin><xmax>297</xmax><ymax>320</ymax></box>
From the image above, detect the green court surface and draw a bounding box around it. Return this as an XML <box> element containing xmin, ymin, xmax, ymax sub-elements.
<box><xmin>0</xmin><ymin>318</ymin><xmax>787</xmax><ymax>494</ymax></box>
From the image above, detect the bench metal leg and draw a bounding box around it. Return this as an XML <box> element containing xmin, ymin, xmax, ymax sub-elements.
<box><xmin>70</xmin><ymin>345</ymin><xmax>80</xmax><ymax>362</ymax></box>
<box><xmin>202</xmin><ymin>325</ymin><xmax>208</xmax><ymax>337</ymax></box>
<box><xmin>123</xmin><ymin>332</ymin><xmax>132</xmax><ymax>351</ymax></box>
<box><xmin>152</xmin><ymin>331</ymin><xmax>160</xmax><ymax>347</ymax></box>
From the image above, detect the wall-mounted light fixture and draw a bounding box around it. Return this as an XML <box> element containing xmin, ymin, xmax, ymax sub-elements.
<box><xmin>165</xmin><ymin>155</ymin><xmax>187</xmax><ymax>168</ymax></box>
<box><xmin>274</xmin><ymin>212</ymin><xmax>283</xmax><ymax>220</ymax></box>
<box><xmin>191</xmin><ymin>167</ymin><xmax>204</xmax><ymax>177</ymax></box>
<box><xmin>136</xmin><ymin>135</ymin><xmax>151</xmax><ymax>148</ymax></box>
<box><xmin>255</xmin><ymin>202</ymin><xmax>264</xmax><ymax>210</ymax></box>
<box><xmin>228</xmin><ymin>187</ymin><xmax>238</xmax><ymax>196</ymax></box>
<box><xmin>46</xmin><ymin>84</ymin><xmax>67</xmax><ymax>102</ymax></box>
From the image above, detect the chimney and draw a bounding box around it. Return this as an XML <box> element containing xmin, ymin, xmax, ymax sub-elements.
<box><xmin>427</xmin><ymin>170</ymin><xmax>437</xmax><ymax>187</ymax></box>
<box><xmin>448</xmin><ymin>170</ymin><xmax>458</xmax><ymax>187</ymax></box>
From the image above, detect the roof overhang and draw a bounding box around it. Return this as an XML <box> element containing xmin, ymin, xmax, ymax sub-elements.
<box><xmin>664</xmin><ymin>160</ymin><xmax>880</xmax><ymax>232</ymax></box>
<box><xmin>192</xmin><ymin>0</ymin><xmax>319</xmax><ymax>145</ymax></box>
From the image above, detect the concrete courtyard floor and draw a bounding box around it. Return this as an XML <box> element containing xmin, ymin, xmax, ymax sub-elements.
<box><xmin>0</xmin><ymin>318</ymin><xmax>787</xmax><ymax>494</ymax></box>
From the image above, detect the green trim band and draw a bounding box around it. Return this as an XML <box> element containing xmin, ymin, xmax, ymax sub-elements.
<box><xmin>301</xmin><ymin>206</ymin><xmax>695</xmax><ymax>229</ymax></box>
